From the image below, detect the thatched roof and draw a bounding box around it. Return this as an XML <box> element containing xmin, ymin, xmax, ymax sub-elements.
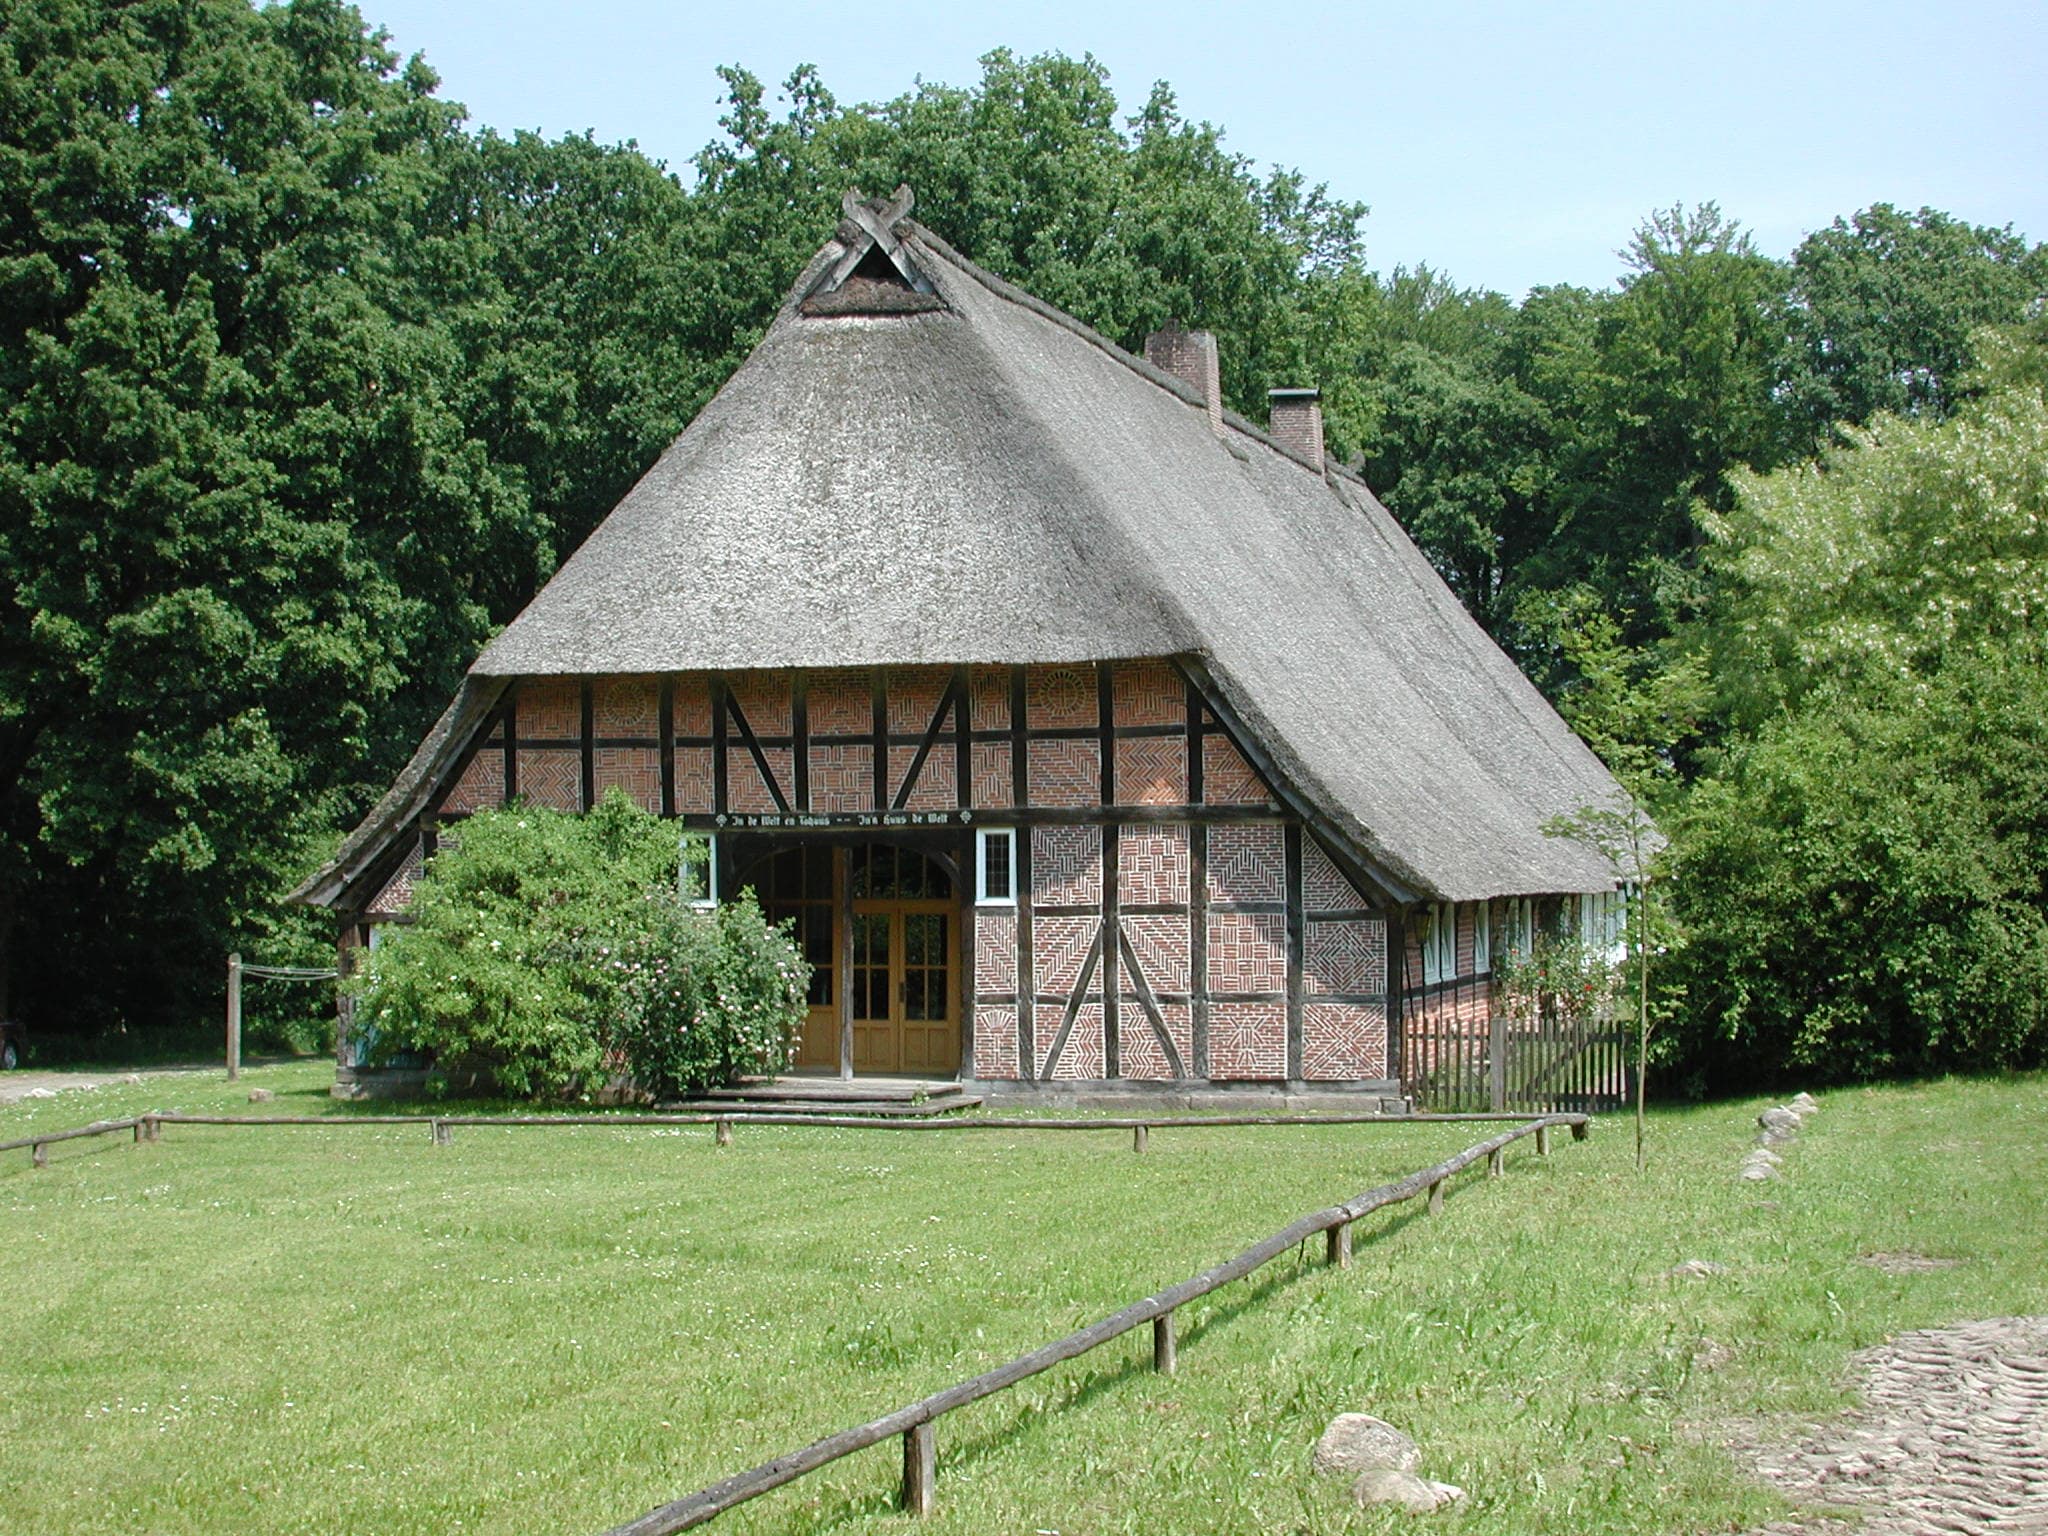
<box><xmin>302</xmin><ymin>192</ymin><xmax>1630</xmax><ymax>906</ymax></box>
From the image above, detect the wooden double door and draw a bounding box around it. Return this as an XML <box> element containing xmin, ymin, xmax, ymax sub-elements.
<box><xmin>758</xmin><ymin>842</ymin><xmax>960</xmax><ymax>1077</ymax></box>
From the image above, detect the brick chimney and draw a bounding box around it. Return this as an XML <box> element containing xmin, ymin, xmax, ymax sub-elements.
<box><xmin>1268</xmin><ymin>387</ymin><xmax>1324</xmax><ymax>468</ymax></box>
<box><xmin>1144</xmin><ymin>322</ymin><xmax>1223</xmax><ymax>434</ymax></box>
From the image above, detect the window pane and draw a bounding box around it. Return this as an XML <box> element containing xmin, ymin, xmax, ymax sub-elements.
<box><xmin>982</xmin><ymin>831</ymin><xmax>1012</xmax><ymax>901</ymax></box>
<box><xmin>805</xmin><ymin>845</ymin><xmax>832</xmax><ymax>900</ymax></box>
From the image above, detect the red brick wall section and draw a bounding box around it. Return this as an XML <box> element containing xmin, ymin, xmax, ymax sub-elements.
<box><xmin>1202</xmin><ymin>736</ymin><xmax>1270</xmax><ymax>804</ymax></box>
<box><xmin>1047</xmin><ymin>1003</ymin><xmax>1105</xmax><ymax>1079</ymax></box>
<box><xmin>1305</xmin><ymin>919</ymin><xmax>1384</xmax><ymax>996</ymax></box>
<box><xmin>1305</xmin><ymin>1003</ymin><xmax>1386</xmax><ymax>1079</ymax></box>
<box><xmin>808</xmin><ymin>743</ymin><xmax>869</xmax><ymax>813</ymax></box>
<box><xmin>1031</xmin><ymin>825</ymin><xmax>1102</xmax><ymax>905</ymax></box>
<box><xmin>805</xmin><ymin>670</ymin><xmax>871</xmax><ymax>737</ymax></box>
<box><xmin>1119</xmin><ymin>824</ymin><xmax>1190</xmax><ymax>905</ymax></box>
<box><xmin>975</xmin><ymin>1006</ymin><xmax>1019</xmax><ymax>1078</ymax></box>
<box><xmin>1111</xmin><ymin>659</ymin><xmax>1182</xmax><ymax>727</ymax></box>
<box><xmin>593</xmin><ymin>676</ymin><xmax>657</xmax><ymax>737</ymax></box>
<box><xmin>1303</xmin><ymin>837</ymin><xmax>1369</xmax><ymax>912</ymax></box>
<box><xmin>1026</xmin><ymin>738</ymin><xmax>1100</xmax><ymax>806</ymax></box>
<box><xmin>673</xmin><ymin>747</ymin><xmax>714</xmax><ymax>814</ymax></box>
<box><xmin>1121</xmin><ymin>914</ymin><xmax>1190</xmax><ymax>993</ymax></box>
<box><xmin>890</xmin><ymin>743</ymin><xmax>959</xmax><ymax>811</ymax></box>
<box><xmin>1207</xmin><ymin>911</ymin><xmax>1287</xmax><ymax>992</ymax></box>
<box><xmin>970</xmin><ymin>742</ymin><xmax>1011</xmax><ymax>808</ymax></box>
<box><xmin>1032</xmin><ymin>916</ymin><xmax>1098</xmax><ymax>994</ymax></box>
<box><xmin>1115</xmin><ymin>736</ymin><xmax>1186</xmax><ymax>804</ymax></box>
<box><xmin>366</xmin><ymin>840</ymin><xmax>424</xmax><ymax>918</ymax></box>
<box><xmin>515</xmin><ymin>750</ymin><xmax>579</xmax><ymax>811</ymax></box>
<box><xmin>442</xmin><ymin>748</ymin><xmax>504</xmax><ymax>814</ymax></box>
<box><xmin>673</xmin><ymin>675</ymin><xmax>712</xmax><ymax>737</ymax></box>
<box><xmin>974</xmin><ymin>912</ymin><xmax>1018</xmax><ymax>994</ymax></box>
<box><xmin>1210</xmin><ymin>1002</ymin><xmax>1286</xmax><ymax>1079</ymax></box>
<box><xmin>1207</xmin><ymin>823</ymin><xmax>1286</xmax><ymax>904</ymax></box>
<box><xmin>520</xmin><ymin>679</ymin><xmax>581</xmax><ymax>740</ymax></box>
<box><xmin>1026</xmin><ymin>664</ymin><xmax>1097</xmax><ymax>729</ymax></box>
<box><xmin>728</xmin><ymin>669</ymin><xmax>791</xmax><ymax>736</ymax></box>
<box><xmin>592</xmin><ymin>748</ymin><xmax>660</xmax><ymax>813</ymax></box>
<box><xmin>967</xmin><ymin>665</ymin><xmax>1010</xmax><ymax>731</ymax></box>
<box><xmin>886</xmin><ymin>665</ymin><xmax>950</xmax><ymax>737</ymax></box>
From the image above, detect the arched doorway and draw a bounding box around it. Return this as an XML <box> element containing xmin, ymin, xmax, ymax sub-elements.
<box><xmin>748</xmin><ymin>841</ymin><xmax>960</xmax><ymax>1077</ymax></box>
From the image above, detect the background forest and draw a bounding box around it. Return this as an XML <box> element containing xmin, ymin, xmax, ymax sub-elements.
<box><xmin>2</xmin><ymin>0</ymin><xmax>2043</xmax><ymax>1087</ymax></box>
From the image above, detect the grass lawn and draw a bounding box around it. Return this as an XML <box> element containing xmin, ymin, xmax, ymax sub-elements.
<box><xmin>4</xmin><ymin>1065</ymin><xmax>2045</xmax><ymax>1534</ymax></box>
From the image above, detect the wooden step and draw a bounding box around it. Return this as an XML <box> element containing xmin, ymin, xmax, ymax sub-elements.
<box><xmin>656</xmin><ymin>1094</ymin><xmax>983</xmax><ymax>1118</ymax></box>
<box><xmin>699</xmin><ymin>1077</ymin><xmax>964</xmax><ymax>1105</ymax></box>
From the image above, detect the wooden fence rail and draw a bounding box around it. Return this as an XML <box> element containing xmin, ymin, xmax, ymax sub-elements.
<box><xmin>0</xmin><ymin>1116</ymin><xmax>152</xmax><ymax>1167</ymax></box>
<box><xmin>603</xmin><ymin>1112</ymin><xmax>1589</xmax><ymax>1534</ymax></box>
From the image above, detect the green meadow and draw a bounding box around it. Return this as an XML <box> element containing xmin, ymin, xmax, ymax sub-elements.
<box><xmin>4</xmin><ymin>1066</ymin><xmax>2043</xmax><ymax>1534</ymax></box>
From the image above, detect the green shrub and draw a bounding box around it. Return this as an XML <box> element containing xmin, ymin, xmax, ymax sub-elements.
<box><xmin>609</xmin><ymin>892</ymin><xmax>809</xmax><ymax>1100</ymax></box>
<box><xmin>348</xmin><ymin>793</ymin><xmax>809</xmax><ymax>1099</ymax></box>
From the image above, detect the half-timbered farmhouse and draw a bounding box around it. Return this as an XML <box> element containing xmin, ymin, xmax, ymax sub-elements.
<box><xmin>293</xmin><ymin>187</ymin><xmax>1634</xmax><ymax>1104</ymax></box>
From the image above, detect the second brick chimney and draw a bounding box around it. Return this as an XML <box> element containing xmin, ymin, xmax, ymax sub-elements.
<box><xmin>1144</xmin><ymin>322</ymin><xmax>1223</xmax><ymax>435</ymax></box>
<box><xmin>1268</xmin><ymin>387</ymin><xmax>1324</xmax><ymax>468</ymax></box>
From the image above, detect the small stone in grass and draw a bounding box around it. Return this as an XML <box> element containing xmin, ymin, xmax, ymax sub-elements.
<box><xmin>1350</xmin><ymin>1467</ymin><xmax>1465</xmax><ymax>1512</ymax></box>
<box><xmin>1758</xmin><ymin>1107</ymin><xmax>1801</xmax><ymax>1135</ymax></box>
<box><xmin>1791</xmin><ymin>1091</ymin><xmax>1819</xmax><ymax>1113</ymax></box>
<box><xmin>1665</xmin><ymin>1259</ymin><xmax>1728</xmax><ymax>1279</ymax></box>
<box><xmin>248</xmin><ymin>1087</ymin><xmax>276</xmax><ymax>1103</ymax></box>
<box><xmin>1745</xmin><ymin>1147</ymin><xmax>1784</xmax><ymax>1167</ymax></box>
<box><xmin>1313</xmin><ymin>1414</ymin><xmax>1421</xmax><ymax>1477</ymax></box>
<box><xmin>1740</xmin><ymin>1162</ymin><xmax>1776</xmax><ymax>1182</ymax></box>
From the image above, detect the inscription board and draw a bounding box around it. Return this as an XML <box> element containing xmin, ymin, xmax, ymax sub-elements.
<box><xmin>709</xmin><ymin>810</ymin><xmax>973</xmax><ymax>830</ymax></box>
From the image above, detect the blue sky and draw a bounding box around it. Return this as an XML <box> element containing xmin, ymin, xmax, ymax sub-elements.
<box><xmin>365</xmin><ymin>0</ymin><xmax>2046</xmax><ymax>299</ymax></box>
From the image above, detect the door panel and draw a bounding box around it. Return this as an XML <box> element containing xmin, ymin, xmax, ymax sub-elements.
<box><xmin>851</xmin><ymin>910</ymin><xmax>897</xmax><ymax>1073</ymax></box>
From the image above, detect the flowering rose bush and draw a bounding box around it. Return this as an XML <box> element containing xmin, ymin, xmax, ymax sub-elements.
<box><xmin>609</xmin><ymin>891</ymin><xmax>809</xmax><ymax>1100</ymax></box>
<box><xmin>347</xmin><ymin>794</ymin><xmax>806</xmax><ymax>1099</ymax></box>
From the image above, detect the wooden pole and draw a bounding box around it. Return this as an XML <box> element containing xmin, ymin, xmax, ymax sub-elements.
<box><xmin>1427</xmin><ymin>1178</ymin><xmax>1445</xmax><ymax>1215</ymax></box>
<box><xmin>1536</xmin><ymin>1124</ymin><xmax>1551</xmax><ymax>1156</ymax></box>
<box><xmin>1326</xmin><ymin>1221</ymin><xmax>1352</xmax><ymax>1268</ymax></box>
<box><xmin>901</xmin><ymin>1422</ymin><xmax>935</xmax><ymax>1516</ymax></box>
<box><xmin>226</xmin><ymin>952</ymin><xmax>242</xmax><ymax>1081</ymax></box>
<box><xmin>432</xmin><ymin>1120</ymin><xmax>452</xmax><ymax>1147</ymax></box>
<box><xmin>1132</xmin><ymin>1124</ymin><xmax>1148</xmax><ymax>1154</ymax></box>
<box><xmin>1488</xmin><ymin>1147</ymin><xmax>1505</xmax><ymax>1178</ymax></box>
<box><xmin>31</xmin><ymin>1140</ymin><xmax>47</xmax><ymax>1169</ymax></box>
<box><xmin>1152</xmin><ymin>1312</ymin><xmax>1177</xmax><ymax>1374</ymax></box>
<box><xmin>714</xmin><ymin>1118</ymin><xmax>733</xmax><ymax>1148</ymax></box>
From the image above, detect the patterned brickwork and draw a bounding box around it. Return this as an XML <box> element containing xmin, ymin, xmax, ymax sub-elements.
<box><xmin>1115</xmin><ymin>737</ymin><xmax>1187</xmax><ymax>804</ymax></box>
<box><xmin>593</xmin><ymin>748</ymin><xmax>660</xmax><ymax>813</ymax></box>
<box><xmin>1303</xmin><ymin>1003</ymin><xmax>1387</xmax><ymax>1080</ymax></box>
<box><xmin>1207</xmin><ymin>823</ymin><xmax>1286</xmax><ymax>904</ymax></box>
<box><xmin>516</xmin><ymin>749</ymin><xmax>580</xmax><ymax>811</ymax></box>
<box><xmin>442</xmin><ymin>749</ymin><xmax>504</xmax><ymax>814</ymax></box>
<box><xmin>1122</xmin><ymin>1001</ymin><xmax>1193</xmax><ymax>1079</ymax></box>
<box><xmin>1302</xmin><ymin>837</ymin><xmax>1369</xmax><ymax>912</ymax></box>
<box><xmin>1305</xmin><ymin>918</ymin><xmax>1385</xmax><ymax>996</ymax></box>
<box><xmin>890</xmin><ymin>743</ymin><xmax>959</xmax><ymax>811</ymax></box>
<box><xmin>1031</xmin><ymin>825</ymin><xmax>1102</xmax><ymax>905</ymax></box>
<box><xmin>593</xmin><ymin>677</ymin><xmax>658</xmax><ymax>737</ymax></box>
<box><xmin>1122</xmin><ymin>914</ymin><xmax>1191</xmax><ymax>994</ymax></box>
<box><xmin>1032</xmin><ymin>916</ymin><xmax>1099</xmax><ymax>994</ymax></box>
<box><xmin>367</xmin><ymin>841</ymin><xmax>424</xmax><ymax>918</ymax></box>
<box><xmin>1026</xmin><ymin>663</ymin><xmax>1098</xmax><ymax>729</ymax></box>
<box><xmin>1119</xmin><ymin>824</ymin><xmax>1190</xmax><ymax>906</ymax></box>
<box><xmin>728</xmin><ymin>669</ymin><xmax>792</xmax><ymax>736</ymax></box>
<box><xmin>974</xmin><ymin>1006</ymin><xmax>1020</xmax><ymax>1079</ymax></box>
<box><xmin>975</xmin><ymin>913</ymin><xmax>1018</xmax><ymax>994</ymax></box>
<box><xmin>672</xmin><ymin>675</ymin><xmax>712</xmax><ymax>737</ymax></box>
<box><xmin>1202</xmin><ymin>736</ymin><xmax>1270</xmax><ymax>804</ymax></box>
<box><xmin>1110</xmin><ymin>659</ymin><xmax>1183</xmax><ymax>727</ymax></box>
<box><xmin>1208</xmin><ymin>911</ymin><xmax>1288</xmax><ymax>993</ymax></box>
<box><xmin>968</xmin><ymin>665</ymin><xmax>1011</xmax><ymax>731</ymax></box>
<box><xmin>971</xmin><ymin>742</ymin><xmax>1012</xmax><ymax>808</ymax></box>
<box><xmin>806</xmin><ymin>670</ymin><xmax>871</xmax><ymax>736</ymax></box>
<box><xmin>674</xmin><ymin>747</ymin><xmax>714</xmax><ymax>814</ymax></box>
<box><xmin>808</xmin><ymin>742</ymin><xmax>870</xmax><ymax>813</ymax></box>
<box><xmin>1209</xmin><ymin>1002</ymin><xmax>1286</xmax><ymax>1079</ymax></box>
<box><xmin>1026</xmin><ymin>738</ymin><xmax>1101</xmax><ymax>807</ymax></box>
<box><xmin>727</xmin><ymin>746</ymin><xmax>792</xmax><ymax>814</ymax></box>
<box><xmin>1047</xmin><ymin>1004</ymin><xmax>1105</xmax><ymax>1079</ymax></box>
<box><xmin>519</xmin><ymin>679</ymin><xmax>581</xmax><ymax>741</ymax></box>
<box><xmin>886</xmin><ymin>666</ymin><xmax>951</xmax><ymax>737</ymax></box>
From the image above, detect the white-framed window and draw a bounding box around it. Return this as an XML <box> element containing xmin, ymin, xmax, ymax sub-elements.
<box><xmin>1471</xmin><ymin>900</ymin><xmax>1492</xmax><ymax>975</ymax></box>
<box><xmin>1421</xmin><ymin>902</ymin><xmax>1456</xmax><ymax>986</ymax></box>
<box><xmin>1502</xmin><ymin>897</ymin><xmax>1535</xmax><ymax>962</ymax></box>
<box><xmin>678</xmin><ymin>830</ymin><xmax>717</xmax><ymax>908</ymax></box>
<box><xmin>1579</xmin><ymin>888</ymin><xmax>1627</xmax><ymax>962</ymax></box>
<box><xmin>976</xmin><ymin>827</ymin><xmax>1017</xmax><ymax>906</ymax></box>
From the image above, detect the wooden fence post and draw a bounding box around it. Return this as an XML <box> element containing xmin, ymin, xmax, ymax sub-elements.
<box><xmin>1487</xmin><ymin>1008</ymin><xmax>1506</xmax><ymax>1112</ymax></box>
<box><xmin>143</xmin><ymin>1115</ymin><xmax>160</xmax><ymax>1143</ymax></box>
<box><xmin>1427</xmin><ymin>1178</ymin><xmax>1444</xmax><ymax>1215</ymax></box>
<box><xmin>432</xmin><ymin>1120</ymin><xmax>452</xmax><ymax>1147</ymax></box>
<box><xmin>902</xmin><ymin>1422</ymin><xmax>935</xmax><ymax>1516</ymax></box>
<box><xmin>31</xmin><ymin>1141</ymin><xmax>47</xmax><ymax>1169</ymax></box>
<box><xmin>1488</xmin><ymin>1147</ymin><xmax>1505</xmax><ymax>1178</ymax></box>
<box><xmin>226</xmin><ymin>952</ymin><xmax>243</xmax><ymax>1082</ymax></box>
<box><xmin>1132</xmin><ymin>1124</ymin><xmax>1148</xmax><ymax>1154</ymax></box>
<box><xmin>1153</xmin><ymin>1312</ymin><xmax>1177</xmax><ymax>1375</ymax></box>
<box><xmin>1326</xmin><ymin>1222</ymin><xmax>1352</xmax><ymax>1268</ymax></box>
<box><xmin>1571</xmin><ymin>1120</ymin><xmax>1589</xmax><ymax>1141</ymax></box>
<box><xmin>714</xmin><ymin>1118</ymin><xmax>733</xmax><ymax>1148</ymax></box>
<box><xmin>1536</xmin><ymin>1124</ymin><xmax>1551</xmax><ymax>1156</ymax></box>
